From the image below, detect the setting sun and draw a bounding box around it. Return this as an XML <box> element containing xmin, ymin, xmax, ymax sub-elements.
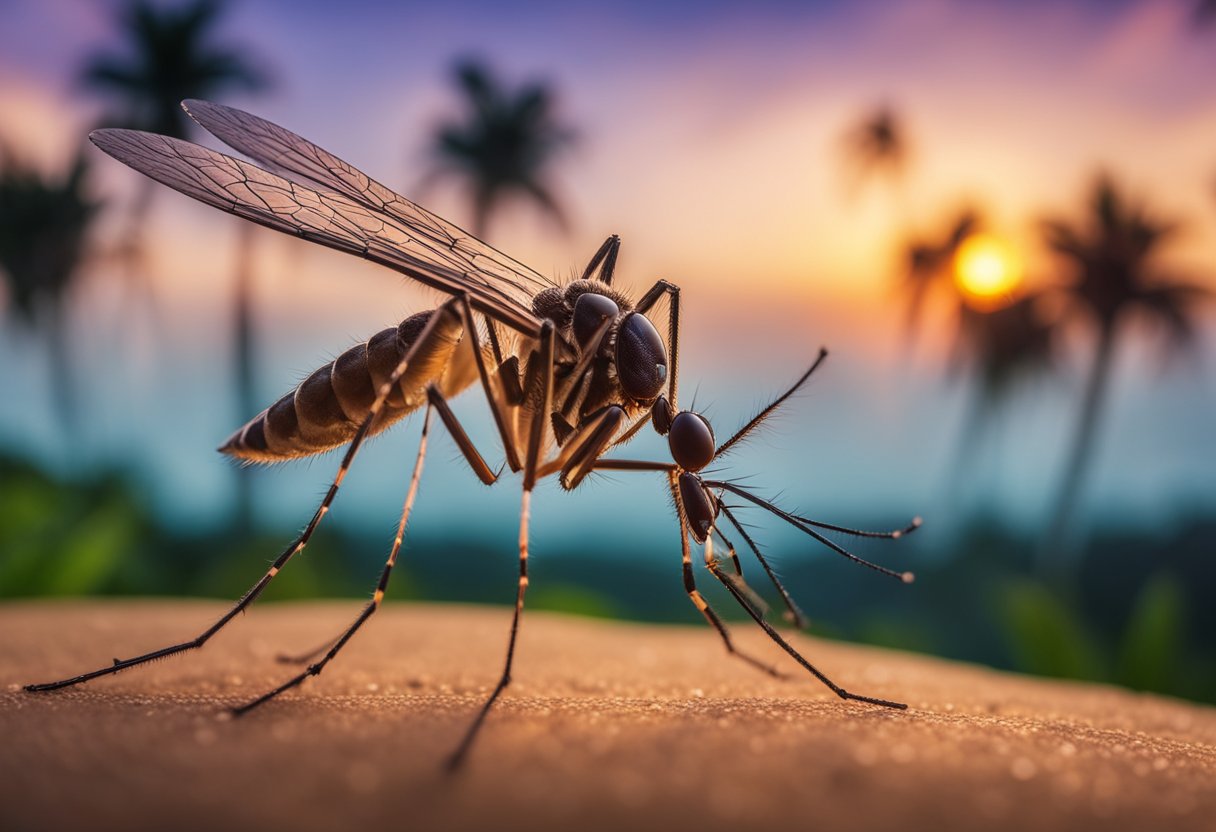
<box><xmin>953</xmin><ymin>233</ymin><xmax>1023</xmax><ymax>310</ymax></box>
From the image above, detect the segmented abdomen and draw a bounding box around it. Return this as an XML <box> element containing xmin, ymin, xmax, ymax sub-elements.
<box><xmin>221</xmin><ymin>308</ymin><xmax>476</xmax><ymax>462</ymax></box>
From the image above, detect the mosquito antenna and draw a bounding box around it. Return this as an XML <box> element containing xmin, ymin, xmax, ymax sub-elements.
<box><xmin>704</xmin><ymin>480</ymin><xmax>914</xmax><ymax>584</ymax></box>
<box><xmin>713</xmin><ymin>348</ymin><xmax>828</xmax><ymax>461</ymax></box>
<box><xmin>790</xmin><ymin>514</ymin><xmax>923</xmax><ymax>540</ymax></box>
<box><xmin>719</xmin><ymin>502</ymin><xmax>810</xmax><ymax>629</ymax></box>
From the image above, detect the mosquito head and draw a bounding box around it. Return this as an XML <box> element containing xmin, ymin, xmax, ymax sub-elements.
<box><xmin>615</xmin><ymin>311</ymin><xmax>668</xmax><ymax>404</ymax></box>
<box><xmin>668</xmin><ymin>410</ymin><xmax>715</xmax><ymax>472</ymax></box>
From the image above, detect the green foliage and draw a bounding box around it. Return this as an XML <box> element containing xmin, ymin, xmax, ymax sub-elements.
<box><xmin>1116</xmin><ymin>573</ymin><xmax>1183</xmax><ymax>693</ymax></box>
<box><xmin>0</xmin><ymin>454</ymin><xmax>1210</xmax><ymax>705</ymax></box>
<box><xmin>529</xmin><ymin>583</ymin><xmax>622</xmax><ymax>620</ymax></box>
<box><xmin>0</xmin><ymin>462</ymin><xmax>143</xmax><ymax>597</ymax></box>
<box><xmin>999</xmin><ymin>579</ymin><xmax>1105</xmax><ymax>681</ymax></box>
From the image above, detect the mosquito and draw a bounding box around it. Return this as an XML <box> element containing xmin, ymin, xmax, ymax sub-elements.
<box><xmin>25</xmin><ymin>100</ymin><xmax>920</xmax><ymax>769</ymax></box>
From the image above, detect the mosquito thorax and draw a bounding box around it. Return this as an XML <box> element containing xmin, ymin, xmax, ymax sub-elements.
<box><xmin>678</xmin><ymin>471</ymin><xmax>718</xmax><ymax>544</ymax></box>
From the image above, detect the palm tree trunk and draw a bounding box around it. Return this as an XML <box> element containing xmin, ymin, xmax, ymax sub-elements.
<box><xmin>45</xmin><ymin>304</ymin><xmax>76</xmax><ymax>438</ymax></box>
<box><xmin>1039</xmin><ymin>319</ymin><xmax>1118</xmax><ymax>583</ymax></box>
<box><xmin>944</xmin><ymin>384</ymin><xmax>991</xmax><ymax>505</ymax></box>
<box><xmin>233</xmin><ymin>222</ymin><xmax>256</xmax><ymax>533</ymax></box>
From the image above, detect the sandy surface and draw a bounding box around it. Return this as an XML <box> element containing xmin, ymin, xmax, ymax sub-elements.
<box><xmin>1</xmin><ymin>601</ymin><xmax>1213</xmax><ymax>832</ymax></box>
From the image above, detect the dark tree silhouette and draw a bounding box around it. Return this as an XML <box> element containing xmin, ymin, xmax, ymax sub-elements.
<box><xmin>1040</xmin><ymin>174</ymin><xmax>1211</xmax><ymax>574</ymax></box>
<box><xmin>0</xmin><ymin>149</ymin><xmax>101</xmax><ymax>431</ymax></box>
<box><xmin>421</xmin><ymin>60</ymin><xmax>574</xmax><ymax>238</ymax></box>
<box><xmin>82</xmin><ymin>0</ymin><xmax>269</xmax><ymax>529</ymax></box>
<box><xmin>900</xmin><ymin>208</ymin><xmax>980</xmax><ymax>340</ymax></box>
<box><xmin>947</xmin><ymin>294</ymin><xmax>1057</xmax><ymax>491</ymax></box>
<box><xmin>842</xmin><ymin>105</ymin><xmax>908</xmax><ymax>193</ymax></box>
<box><xmin>82</xmin><ymin>0</ymin><xmax>266</xmax><ymax>269</ymax></box>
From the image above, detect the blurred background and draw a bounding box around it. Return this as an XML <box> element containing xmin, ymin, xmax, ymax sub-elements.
<box><xmin>1</xmin><ymin>0</ymin><xmax>1214</xmax><ymax>703</ymax></box>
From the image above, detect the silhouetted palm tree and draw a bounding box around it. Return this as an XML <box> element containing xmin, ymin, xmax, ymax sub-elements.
<box><xmin>82</xmin><ymin>0</ymin><xmax>266</xmax><ymax>271</ymax></box>
<box><xmin>82</xmin><ymin>0</ymin><xmax>268</xmax><ymax>529</ymax></box>
<box><xmin>947</xmin><ymin>294</ymin><xmax>1056</xmax><ymax>491</ymax></box>
<box><xmin>901</xmin><ymin>208</ymin><xmax>980</xmax><ymax>340</ymax></box>
<box><xmin>0</xmin><ymin>148</ymin><xmax>101</xmax><ymax>431</ymax></box>
<box><xmin>1040</xmin><ymin>174</ymin><xmax>1211</xmax><ymax>573</ymax></box>
<box><xmin>842</xmin><ymin>105</ymin><xmax>908</xmax><ymax>194</ymax></box>
<box><xmin>421</xmin><ymin>60</ymin><xmax>574</xmax><ymax>238</ymax></box>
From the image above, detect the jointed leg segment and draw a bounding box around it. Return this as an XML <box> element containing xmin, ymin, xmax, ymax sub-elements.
<box><xmin>444</xmin><ymin>322</ymin><xmax>555</xmax><ymax>771</ymax></box>
<box><xmin>234</xmin><ymin>406</ymin><xmax>434</xmax><ymax>715</ymax></box>
<box><xmin>669</xmin><ymin>473</ymin><xmax>784</xmax><ymax>679</ymax></box>
<box><xmin>24</xmin><ymin>304</ymin><xmax>464</xmax><ymax>694</ymax></box>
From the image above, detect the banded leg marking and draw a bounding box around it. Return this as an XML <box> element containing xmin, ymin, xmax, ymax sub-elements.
<box><xmin>670</xmin><ymin>473</ymin><xmax>784</xmax><ymax>679</ymax></box>
<box><xmin>24</xmin><ymin>299</ymin><xmax>461</xmax><ymax>693</ymax></box>
<box><xmin>233</xmin><ymin>406</ymin><xmax>433</xmax><ymax>716</ymax></box>
<box><xmin>445</xmin><ymin>323</ymin><xmax>554</xmax><ymax>771</ymax></box>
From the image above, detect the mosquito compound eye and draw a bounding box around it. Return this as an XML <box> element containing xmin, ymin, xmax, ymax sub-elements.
<box><xmin>614</xmin><ymin>312</ymin><xmax>667</xmax><ymax>403</ymax></box>
<box><xmin>572</xmin><ymin>292</ymin><xmax>619</xmax><ymax>349</ymax></box>
<box><xmin>668</xmin><ymin>411</ymin><xmax>715</xmax><ymax>472</ymax></box>
<box><xmin>678</xmin><ymin>472</ymin><xmax>718</xmax><ymax>544</ymax></box>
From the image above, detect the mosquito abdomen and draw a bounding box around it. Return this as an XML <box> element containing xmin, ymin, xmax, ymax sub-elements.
<box><xmin>221</xmin><ymin>308</ymin><xmax>476</xmax><ymax>463</ymax></box>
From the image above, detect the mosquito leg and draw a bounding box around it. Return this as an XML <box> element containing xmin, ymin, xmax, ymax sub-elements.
<box><xmin>426</xmin><ymin>385</ymin><xmax>501</xmax><ymax>485</ymax></box>
<box><xmin>275</xmin><ymin>636</ymin><xmax>339</xmax><ymax>665</ymax></box>
<box><xmin>233</xmin><ymin>407</ymin><xmax>433</xmax><ymax>716</ymax></box>
<box><xmin>24</xmin><ymin>302</ymin><xmax>459</xmax><ymax>693</ymax></box>
<box><xmin>708</xmin><ymin>528</ymin><xmax>772</xmax><ymax>620</ymax></box>
<box><xmin>579</xmin><ymin>234</ymin><xmax>621</xmax><ymax>285</ymax></box>
<box><xmin>707</xmin><ymin>561</ymin><xmax>907</xmax><ymax>710</ymax></box>
<box><xmin>455</xmin><ymin>295</ymin><xmax>524</xmax><ymax>472</ymax></box>
<box><xmin>482</xmin><ymin>313</ymin><xmax>505</xmax><ymax>367</ymax></box>
<box><xmin>719</xmin><ymin>504</ymin><xmax>810</xmax><ymax>629</ymax></box>
<box><xmin>592</xmin><ymin>459</ymin><xmax>676</xmax><ymax>473</ymax></box>
<box><xmin>667</xmin><ymin>473</ymin><xmax>784</xmax><ymax>679</ymax></box>
<box><xmin>445</xmin><ymin>323</ymin><xmax>554</xmax><ymax>771</ymax></box>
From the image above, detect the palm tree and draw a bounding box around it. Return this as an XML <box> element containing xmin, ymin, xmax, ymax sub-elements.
<box><xmin>421</xmin><ymin>59</ymin><xmax>574</xmax><ymax>238</ymax></box>
<box><xmin>82</xmin><ymin>0</ymin><xmax>266</xmax><ymax>272</ymax></box>
<box><xmin>82</xmin><ymin>0</ymin><xmax>269</xmax><ymax>530</ymax></box>
<box><xmin>842</xmin><ymin>105</ymin><xmax>908</xmax><ymax>195</ymax></box>
<box><xmin>1040</xmin><ymin>174</ymin><xmax>1211</xmax><ymax>575</ymax></box>
<box><xmin>0</xmin><ymin>148</ymin><xmax>101</xmax><ymax>431</ymax></box>
<box><xmin>900</xmin><ymin>208</ymin><xmax>980</xmax><ymax>340</ymax></box>
<box><xmin>947</xmin><ymin>294</ymin><xmax>1056</xmax><ymax>492</ymax></box>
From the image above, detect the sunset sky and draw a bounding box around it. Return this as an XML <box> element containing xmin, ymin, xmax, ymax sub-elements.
<box><xmin>2</xmin><ymin>0</ymin><xmax>1214</xmax><ymax>554</ymax></box>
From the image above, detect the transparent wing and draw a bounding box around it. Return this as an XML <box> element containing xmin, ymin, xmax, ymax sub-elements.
<box><xmin>182</xmin><ymin>99</ymin><xmax>558</xmax><ymax>312</ymax></box>
<box><xmin>90</xmin><ymin>128</ymin><xmax>547</xmax><ymax>338</ymax></box>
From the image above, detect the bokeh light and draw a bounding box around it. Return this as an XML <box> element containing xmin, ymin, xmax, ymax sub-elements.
<box><xmin>953</xmin><ymin>233</ymin><xmax>1023</xmax><ymax>311</ymax></box>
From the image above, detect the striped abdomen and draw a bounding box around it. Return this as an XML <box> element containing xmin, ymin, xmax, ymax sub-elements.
<box><xmin>221</xmin><ymin>309</ymin><xmax>478</xmax><ymax>463</ymax></box>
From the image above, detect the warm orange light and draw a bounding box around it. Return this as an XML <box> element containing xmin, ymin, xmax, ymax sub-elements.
<box><xmin>953</xmin><ymin>233</ymin><xmax>1022</xmax><ymax>311</ymax></box>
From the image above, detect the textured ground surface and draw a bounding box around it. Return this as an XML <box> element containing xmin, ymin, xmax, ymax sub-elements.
<box><xmin>2</xmin><ymin>601</ymin><xmax>1214</xmax><ymax>832</ymax></box>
